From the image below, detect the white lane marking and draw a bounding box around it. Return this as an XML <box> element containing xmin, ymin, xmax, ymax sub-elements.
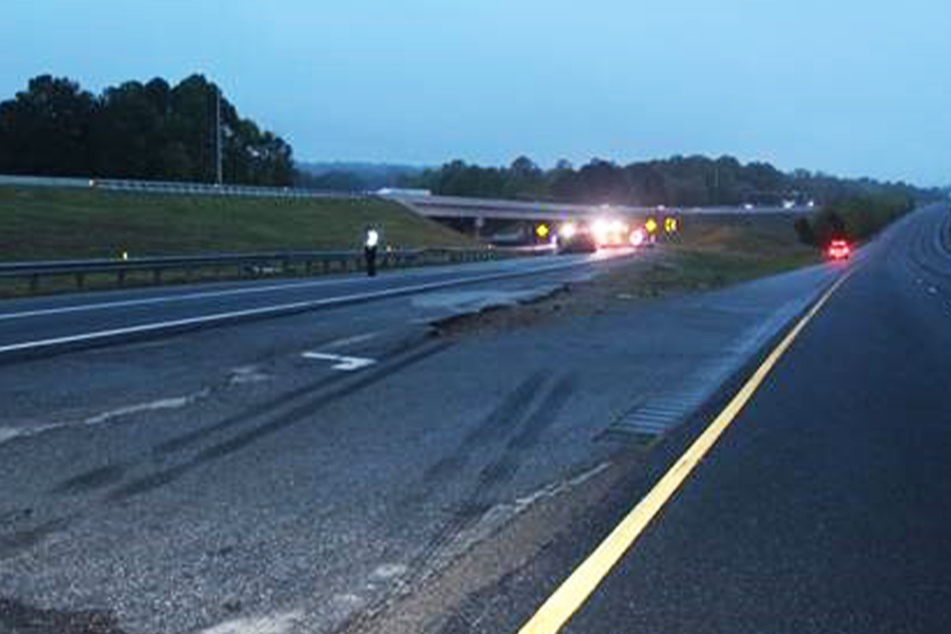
<box><xmin>83</xmin><ymin>394</ymin><xmax>202</xmax><ymax>425</ymax></box>
<box><xmin>301</xmin><ymin>351</ymin><xmax>377</xmax><ymax>372</ymax></box>
<box><xmin>198</xmin><ymin>610</ymin><xmax>304</xmax><ymax>634</ymax></box>
<box><xmin>322</xmin><ymin>331</ymin><xmax>381</xmax><ymax>350</ymax></box>
<box><xmin>0</xmin><ymin>254</ymin><xmax>590</xmax><ymax>322</ymax></box>
<box><xmin>0</xmin><ymin>277</ymin><xmax>357</xmax><ymax>321</ymax></box>
<box><xmin>0</xmin><ymin>427</ymin><xmax>23</xmax><ymax>445</ymax></box>
<box><xmin>229</xmin><ymin>365</ymin><xmax>271</xmax><ymax>385</ymax></box>
<box><xmin>0</xmin><ymin>391</ymin><xmax>208</xmax><ymax>447</ymax></box>
<box><xmin>332</xmin><ymin>594</ymin><xmax>366</xmax><ymax>609</ymax></box>
<box><xmin>371</xmin><ymin>563</ymin><xmax>408</xmax><ymax>580</ymax></box>
<box><xmin>0</xmin><ymin>257</ymin><xmax>603</xmax><ymax>356</ymax></box>
<box><xmin>0</xmin><ymin>303</ymin><xmax>309</xmax><ymax>355</ymax></box>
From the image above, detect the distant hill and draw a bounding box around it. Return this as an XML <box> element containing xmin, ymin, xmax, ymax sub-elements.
<box><xmin>296</xmin><ymin>161</ymin><xmax>428</xmax><ymax>191</ymax></box>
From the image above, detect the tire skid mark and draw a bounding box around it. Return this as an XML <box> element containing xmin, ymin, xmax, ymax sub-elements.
<box><xmin>0</xmin><ymin>515</ymin><xmax>75</xmax><ymax>561</ymax></box>
<box><xmin>11</xmin><ymin>340</ymin><xmax>450</xmax><ymax>560</ymax></box>
<box><xmin>0</xmin><ymin>507</ymin><xmax>33</xmax><ymax>526</ymax></box>
<box><xmin>151</xmin><ymin>370</ymin><xmax>353</xmax><ymax>456</ymax></box>
<box><xmin>421</xmin><ymin>371</ymin><xmax>550</xmax><ymax>485</ymax></box>
<box><xmin>506</xmin><ymin>375</ymin><xmax>576</xmax><ymax>451</ymax></box>
<box><xmin>49</xmin><ymin>371</ymin><xmax>356</xmax><ymax>497</ymax></box>
<box><xmin>475</xmin><ymin>375</ymin><xmax>576</xmax><ymax>488</ymax></box>
<box><xmin>0</xmin><ymin>596</ymin><xmax>129</xmax><ymax>634</ymax></box>
<box><xmin>50</xmin><ymin>334</ymin><xmax>434</xmax><ymax>496</ymax></box>
<box><xmin>153</xmin><ymin>330</ymin><xmax>430</xmax><ymax>455</ymax></box>
<box><xmin>53</xmin><ymin>463</ymin><xmax>128</xmax><ymax>495</ymax></box>
<box><xmin>338</xmin><ymin>374</ymin><xmax>576</xmax><ymax>634</ymax></box>
<box><xmin>107</xmin><ymin>341</ymin><xmax>452</xmax><ymax>502</ymax></box>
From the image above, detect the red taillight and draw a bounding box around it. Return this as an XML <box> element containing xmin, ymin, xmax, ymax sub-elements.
<box><xmin>827</xmin><ymin>241</ymin><xmax>850</xmax><ymax>259</ymax></box>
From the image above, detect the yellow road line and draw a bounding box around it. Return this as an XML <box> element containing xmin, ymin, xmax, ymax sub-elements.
<box><xmin>517</xmin><ymin>271</ymin><xmax>853</xmax><ymax>634</ymax></box>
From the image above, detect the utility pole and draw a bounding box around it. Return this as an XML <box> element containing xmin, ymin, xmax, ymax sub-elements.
<box><xmin>215</xmin><ymin>85</ymin><xmax>223</xmax><ymax>186</ymax></box>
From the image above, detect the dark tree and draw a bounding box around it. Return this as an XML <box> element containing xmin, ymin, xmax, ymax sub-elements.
<box><xmin>0</xmin><ymin>73</ymin><xmax>296</xmax><ymax>186</ymax></box>
<box><xmin>0</xmin><ymin>75</ymin><xmax>96</xmax><ymax>176</ymax></box>
<box><xmin>409</xmin><ymin>154</ymin><xmax>939</xmax><ymax>208</ymax></box>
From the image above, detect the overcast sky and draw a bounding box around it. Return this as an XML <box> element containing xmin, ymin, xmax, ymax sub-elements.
<box><xmin>2</xmin><ymin>0</ymin><xmax>949</xmax><ymax>185</ymax></box>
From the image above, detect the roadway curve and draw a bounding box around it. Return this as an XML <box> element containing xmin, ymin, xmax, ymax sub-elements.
<box><xmin>430</xmin><ymin>204</ymin><xmax>951</xmax><ymax>633</ymax></box>
<box><xmin>2</xmin><ymin>206</ymin><xmax>943</xmax><ymax>634</ymax></box>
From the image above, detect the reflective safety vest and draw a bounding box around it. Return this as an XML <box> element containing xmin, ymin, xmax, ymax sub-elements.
<box><xmin>365</xmin><ymin>229</ymin><xmax>380</xmax><ymax>248</ymax></box>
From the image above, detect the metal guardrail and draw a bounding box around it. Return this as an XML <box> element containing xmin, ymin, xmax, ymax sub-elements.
<box><xmin>0</xmin><ymin>174</ymin><xmax>356</xmax><ymax>199</ymax></box>
<box><xmin>0</xmin><ymin>246</ymin><xmax>548</xmax><ymax>294</ymax></box>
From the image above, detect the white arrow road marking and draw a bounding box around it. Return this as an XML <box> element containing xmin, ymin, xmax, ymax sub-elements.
<box><xmin>301</xmin><ymin>351</ymin><xmax>377</xmax><ymax>371</ymax></box>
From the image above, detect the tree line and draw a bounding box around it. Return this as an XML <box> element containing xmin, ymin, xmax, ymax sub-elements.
<box><xmin>793</xmin><ymin>194</ymin><xmax>914</xmax><ymax>247</ymax></box>
<box><xmin>0</xmin><ymin>74</ymin><xmax>294</xmax><ymax>186</ymax></box>
<box><xmin>407</xmin><ymin>156</ymin><xmax>939</xmax><ymax>208</ymax></box>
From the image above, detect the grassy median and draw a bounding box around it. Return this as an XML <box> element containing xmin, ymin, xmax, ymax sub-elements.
<box><xmin>617</xmin><ymin>213</ymin><xmax>822</xmax><ymax>296</ymax></box>
<box><xmin>435</xmin><ymin>214</ymin><xmax>822</xmax><ymax>337</ymax></box>
<box><xmin>0</xmin><ymin>186</ymin><xmax>473</xmax><ymax>262</ymax></box>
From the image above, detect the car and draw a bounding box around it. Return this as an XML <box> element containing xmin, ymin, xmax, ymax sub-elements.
<box><xmin>557</xmin><ymin>222</ymin><xmax>599</xmax><ymax>253</ymax></box>
<box><xmin>827</xmin><ymin>239</ymin><xmax>851</xmax><ymax>260</ymax></box>
<box><xmin>591</xmin><ymin>218</ymin><xmax>630</xmax><ymax>248</ymax></box>
<box><xmin>558</xmin><ymin>231</ymin><xmax>598</xmax><ymax>254</ymax></box>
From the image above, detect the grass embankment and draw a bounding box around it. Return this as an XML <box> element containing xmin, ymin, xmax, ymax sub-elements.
<box><xmin>637</xmin><ymin>194</ymin><xmax>917</xmax><ymax>297</ymax></box>
<box><xmin>603</xmin><ymin>213</ymin><xmax>821</xmax><ymax>298</ymax></box>
<box><xmin>483</xmin><ymin>197</ymin><xmax>917</xmax><ymax>334</ymax></box>
<box><xmin>0</xmin><ymin>186</ymin><xmax>477</xmax><ymax>298</ymax></box>
<box><xmin>435</xmin><ymin>214</ymin><xmax>822</xmax><ymax>336</ymax></box>
<box><xmin>0</xmin><ymin>186</ymin><xmax>473</xmax><ymax>262</ymax></box>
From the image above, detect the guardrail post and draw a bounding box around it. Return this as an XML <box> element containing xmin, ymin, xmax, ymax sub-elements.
<box><xmin>30</xmin><ymin>274</ymin><xmax>39</xmax><ymax>293</ymax></box>
<box><xmin>153</xmin><ymin>268</ymin><xmax>162</xmax><ymax>285</ymax></box>
<box><xmin>117</xmin><ymin>270</ymin><xmax>126</xmax><ymax>287</ymax></box>
<box><xmin>75</xmin><ymin>272</ymin><xmax>85</xmax><ymax>290</ymax></box>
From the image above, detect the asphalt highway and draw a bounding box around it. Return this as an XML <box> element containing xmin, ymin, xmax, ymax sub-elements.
<box><xmin>0</xmin><ymin>251</ymin><xmax>619</xmax><ymax>361</ymax></box>
<box><xmin>2</xmin><ymin>207</ymin><xmax>943</xmax><ymax>634</ymax></box>
<box><xmin>429</xmin><ymin>204</ymin><xmax>951</xmax><ymax>633</ymax></box>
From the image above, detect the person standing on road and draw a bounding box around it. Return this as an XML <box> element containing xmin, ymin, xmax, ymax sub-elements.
<box><xmin>364</xmin><ymin>225</ymin><xmax>380</xmax><ymax>277</ymax></box>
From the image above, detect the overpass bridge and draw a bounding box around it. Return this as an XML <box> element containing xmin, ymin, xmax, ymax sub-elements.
<box><xmin>383</xmin><ymin>192</ymin><xmax>810</xmax><ymax>221</ymax></box>
<box><xmin>382</xmin><ymin>192</ymin><xmax>811</xmax><ymax>241</ymax></box>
